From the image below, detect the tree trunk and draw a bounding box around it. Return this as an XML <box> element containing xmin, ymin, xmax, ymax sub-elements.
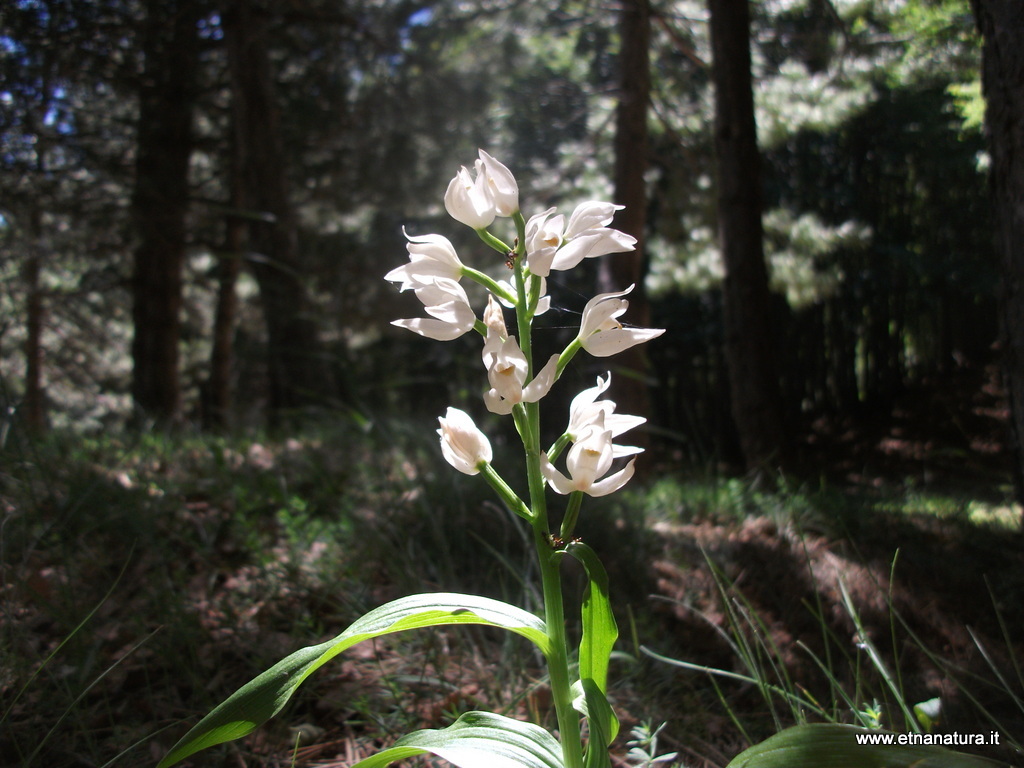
<box><xmin>223</xmin><ymin>0</ymin><xmax>333</xmax><ymax>420</ymax></box>
<box><xmin>970</xmin><ymin>0</ymin><xmax>1024</xmax><ymax>500</ymax></box>
<box><xmin>708</xmin><ymin>0</ymin><xmax>789</xmax><ymax>471</ymax></box>
<box><xmin>130</xmin><ymin>0</ymin><xmax>200</xmax><ymax>425</ymax></box>
<box><xmin>203</xmin><ymin>106</ymin><xmax>246</xmax><ymax>431</ymax></box>
<box><xmin>204</xmin><ymin>221</ymin><xmax>243</xmax><ymax>431</ymax></box>
<box><xmin>22</xmin><ymin>216</ymin><xmax>46</xmax><ymax>433</ymax></box>
<box><xmin>602</xmin><ymin>0</ymin><xmax>653</xmax><ymax>426</ymax></box>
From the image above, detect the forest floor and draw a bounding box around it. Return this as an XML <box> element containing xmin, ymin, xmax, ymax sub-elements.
<box><xmin>2</xmin><ymin>361</ymin><xmax>1023</xmax><ymax>768</ymax></box>
<box><xmin>633</xmin><ymin>361</ymin><xmax>1024</xmax><ymax>766</ymax></box>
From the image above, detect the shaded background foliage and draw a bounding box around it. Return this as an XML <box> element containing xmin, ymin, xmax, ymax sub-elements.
<box><xmin>0</xmin><ymin>0</ymin><xmax>997</xmax><ymax>465</ymax></box>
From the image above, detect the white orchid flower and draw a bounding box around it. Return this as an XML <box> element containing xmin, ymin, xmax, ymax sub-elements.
<box><xmin>477</xmin><ymin>150</ymin><xmax>519</xmax><ymax>216</ymax></box>
<box><xmin>391</xmin><ymin>277</ymin><xmax>476</xmax><ymax>341</ymax></box>
<box><xmin>384</xmin><ymin>231</ymin><xmax>464</xmax><ymax>290</ymax></box>
<box><xmin>568</xmin><ymin>373</ymin><xmax>646</xmax><ymax>457</ymax></box>
<box><xmin>541</xmin><ymin>421</ymin><xmax>637</xmax><ymax>497</ymax></box>
<box><xmin>481</xmin><ymin>328</ymin><xmax>559</xmax><ymax>415</ymax></box>
<box><xmin>524</xmin><ymin>208</ymin><xmax>564</xmax><ymax>277</ymax></box>
<box><xmin>525</xmin><ymin>201</ymin><xmax>637</xmax><ymax>276</ymax></box>
<box><xmin>576</xmin><ymin>285</ymin><xmax>665</xmax><ymax>357</ymax></box>
<box><xmin>438</xmin><ymin>407</ymin><xmax>493</xmax><ymax>475</ymax></box>
<box><xmin>445</xmin><ymin>161</ymin><xmax>496</xmax><ymax>229</ymax></box>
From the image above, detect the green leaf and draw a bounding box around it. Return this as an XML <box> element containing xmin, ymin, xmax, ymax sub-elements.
<box><xmin>563</xmin><ymin>541</ymin><xmax>619</xmax><ymax>752</ymax></box>
<box><xmin>349</xmin><ymin>710</ymin><xmax>565</xmax><ymax>768</ymax></box>
<box><xmin>576</xmin><ymin>678</ymin><xmax>615</xmax><ymax>768</ymax></box>
<box><xmin>564</xmin><ymin>541</ymin><xmax>617</xmax><ymax>696</ymax></box>
<box><xmin>157</xmin><ymin>594</ymin><xmax>549</xmax><ymax>768</ymax></box>
<box><xmin>726</xmin><ymin>724</ymin><xmax>1009</xmax><ymax>768</ymax></box>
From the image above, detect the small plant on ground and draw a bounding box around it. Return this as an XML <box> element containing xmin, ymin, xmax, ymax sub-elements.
<box><xmin>155</xmin><ymin>152</ymin><xmax>1006</xmax><ymax>768</ymax></box>
<box><xmin>157</xmin><ymin>150</ymin><xmax>662</xmax><ymax>768</ymax></box>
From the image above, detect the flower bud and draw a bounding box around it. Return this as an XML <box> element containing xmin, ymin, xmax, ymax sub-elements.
<box><xmin>444</xmin><ymin>163</ymin><xmax>496</xmax><ymax>229</ymax></box>
<box><xmin>477</xmin><ymin>150</ymin><xmax>519</xmax><ymax>216</ymax></box>
<box><xmin>437</xmin><ymin>407</ymin><xmax>493</xmax><ymax>475</ymax></box>
<box><xmin>483</xmin><ymin>294</ymin><xmax>508</xmax><ymax>339</ymax></box>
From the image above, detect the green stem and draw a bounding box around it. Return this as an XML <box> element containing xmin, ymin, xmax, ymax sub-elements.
<box><xmin>559</xmin><ymin>491</ymin><xmax>584</xmax><ymax>540</ymax></box>
<box><xmin>514</xmin><ymin>262</ymin><xmax>533</xmax><ymax>376</ymax></box>
<box><xmin>525</xmin><ymin>417</ymin><xmax>584</xmax><ymax>768</ymax></box>
<box><xmin>476</xmin><ymin>227</ymin><xmax>513</xmax><ymax>255</ymax></box>
<box><xmin>546</xmin><ymin>432</ymin><xmax>573</xmax><ymax>464</ymax></box>
<box><xmin>535</xmin><ymin>522</ymin><xmax>585</xmax><ymax>768</ymax></box>
<box><xmin>507</xmin><ymin>233</ymin><xmax>584</xmax><ymax>768</ymax></box>
<box><xmin>478</xmin><ymin>462</ymin><xmax>532</xmax><ymax>522</ymax></box>
<box><xmin>462</xmin><ymin>265</ymin><xmax>518</xmax><ymax>306</ymax></box>
<box><xmin>556</xmin><ymin>338</ymin><xmax>583</xmax><ymax>380</ymax></box>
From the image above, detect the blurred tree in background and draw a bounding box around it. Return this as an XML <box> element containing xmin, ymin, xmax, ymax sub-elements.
<box><xmin>0</xmin><ymin>0</ymin><xmax>1000</xmax><ymax>474</ymax></box>
<box><xmin>969</xmin><ymin>0</ymin><xmax>1024</xmax><ymax>498</ymax></box>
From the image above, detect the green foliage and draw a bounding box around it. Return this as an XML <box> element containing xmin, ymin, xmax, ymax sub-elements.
<box><xmin>348</xmin><ymin>710</ymin><xmax>565</xmax><ymax>768</ymax></box>
<box><xmin>157</xmin><ymin>593</ymin><xmax>551</xmax><ymax>767</ymax></box>
<box><xmin>3</xmin><ymin>425</ymin><xmax>1020</xmax><ymax>766</ymax></box>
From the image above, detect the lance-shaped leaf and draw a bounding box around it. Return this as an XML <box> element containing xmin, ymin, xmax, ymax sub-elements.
<box><xmin>575</xmin><ymin>678</ymin><xmax>616</xmax><ymax>768</ymax></box>
<box><xmin>726</xmin><ymin>724</ymin><xmax>1010</xmax><ymax>768</ymax></box>
<box><xmin>563</xmin><ymin>541</ymin><xmax>619</xmax><ymax>755</ymax></box>
<box><xmin>158</xmin><ymin>594</ymin><xmax>549</xmax><ymax>768</ymax></box>
<box><xmin>349</xmin><ymin>710</ymin><xmax>565</xmax><ymax>768</ymax></box>
<box><xmin>564</xmin><ymin>541</ymin><xmax>617</xmax><ymax>696</ymax></box>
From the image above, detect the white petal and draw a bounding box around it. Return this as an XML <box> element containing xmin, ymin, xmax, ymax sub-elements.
<box><xmin>611</xmin><ymin>443</ymin><xmax>644</xmax><ymax>458</ymax></box>
<box><xmin>587</xmin><ymin>459</ymin><xmax>636</xmax><ymax>497</ymax></box>
<box><xmin>563</xmin><ymin>201</ymin><xmax>622</xmax><ymax>239</ymax></box>
<box><xmin>540</xmin><ymin>453</ymin><xmax>577</xmax><ymax>495</ymax></box>
<box><xmin>526</xmin><ymin>246</ymin><xmax>557</xmax><ymax>277</ymax></box>
<box><xmin>392</xmin><ymin>317</ymin><xmax>471</xmax><ymax>341</ymax></box>
<box><xmin>522</xmin><ymin>354</ymin><xmax>560</xmax><ymax>403</ymax></box>
<box><xmin>578</xmin><ymin>289</ymin><xmax>632</xmax><ymax>339</ymax></box>
<box><xmin>484</xmin><ymin>389</ymin><xmax>515</xmax><ymax>415</ymax></box>
<box><xmin>606</xmin><ymin>413</ymin><xmax>647</xmax><ymax>437</ymax></box>
<box><xmin>581</xmin><ymin>326</ymin><xmax>665</xmax><ymax>357</ymax></box>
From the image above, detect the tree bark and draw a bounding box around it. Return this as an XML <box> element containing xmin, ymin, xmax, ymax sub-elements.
<box><xmin>602</xmin><ymin>0</ymin><xmax>653</xmax><ymax>427</ymax></box>
<box><xmin>130</xmin><ymin>0</ymin><xmax>200</xmax><ymax>425</ymax></box>
<box><xmin>204</xmin><ymin>218</ymin><xmax>243</xmax><ymax>431</ymax></box>
<box><xmin>203</xmin><ymin>104</ymin><xmax>246</xmax><ymax>431</ymax></box>
<box><xmin>22</xmin><ymin>220</ymin><xmax>46</xmax><ymax>433</ymax></box>
<box><xmin>970</xmin><ymin>0</ymin><xmax>1024</xmax><ymax>500</ymax></box>
<box><xmin>223</xmin><ymin>0</ymin><xmax>333</xmax><ymax>420</ymax></box>
<box><xmin>708</xmin><ymin>0</ymin><xmax>789</xmax><ymax>471</ymax></box>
